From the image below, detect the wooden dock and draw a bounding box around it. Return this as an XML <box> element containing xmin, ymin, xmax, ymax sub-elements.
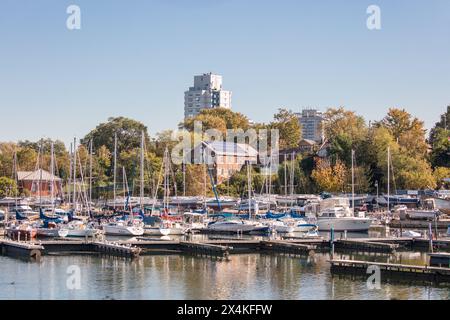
<box><xmin>389</xmin><ymin>219</ymin><xmax>450</xmax><ymax>230</ymax></box>
<box><xmin>428</xmin><ymin>252</ymin><xmax>450</xmax><ymax>268</ymax></box>
<box><xmin>179</xmin><ymin>241</ymin><xmax>231</xmax><ymax>259</ymax></box>
<box><xmin>330</xmin><ymin>259</ymin><xmax>450</xmax><ymax>284</ymax></box>
<box><xmin>260</xmin><ymin>240</ymin><xmax>316</xmax><ymax>255</ymax></box>
<box><xmin>2</xmin><ymin>236</ymin><xmax>449</xmax><ymax>262</ymax></box>
<box><xmin>93</xmin><ymin>241</ymin><xmax>142</xmax><ymax>258</ymax></box>
<box><xmin>334</xmin><ymin>239</ymin><xmax>399</xmax><ymax>253</ymax></box>
<box><xmin>0</xmin><ymin>240</ymin><xmax>43</xmax><ymax>261</ymax></box>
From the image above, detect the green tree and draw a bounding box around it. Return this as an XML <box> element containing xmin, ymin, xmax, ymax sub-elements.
<box><xmin>0</xmin><ymin>143</ymin><xmax>16</xmax><ymax>178</ymax></box>
<box><xmin>182</xmin><ymin>108</ymin><xmax>250</xmax><ymax>135</ymax></box>
<box><xmin>430</xmin><ymin>127</ymin><xmax>450</xmax><ymax>168</ymax></box>
<box><xmin>323</xmin><ymin>107</ymin><xmax>367</xmax><ymax>143</ymax></box>
<box><xmin>378</xmin><ymin>108</ymin><xmax>428</xmax><ymax>158</ymax></box>
<box><xmin>81</xmin><ymin>117</ymin><xmax>150</xmax><ymax>154</ymax></box>
<box><xmin>433</xmin><ymin>167</ymin><xmax>450</xmax><ymax>189</ymax></box>
<box><xmin>271</xmin><ymin>108</ymin><xmax>302</xmax><ymax>150</ymax></box>
<box><xmin>0</xmin><ymin>177</ymin><xmax>18</xmax><ymax>198</ymax></box>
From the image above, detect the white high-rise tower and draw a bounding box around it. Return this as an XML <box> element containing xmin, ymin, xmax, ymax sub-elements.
<box><xmin>184</xmin><ymin>73</ymin><xmax>232</xmax><ymax>118</ymax></box>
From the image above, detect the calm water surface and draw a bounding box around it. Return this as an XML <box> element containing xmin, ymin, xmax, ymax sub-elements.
<box><xmin>0</xmin><ymin>251</ymin><xmax>448</xmax><ymax>300</ymax></box>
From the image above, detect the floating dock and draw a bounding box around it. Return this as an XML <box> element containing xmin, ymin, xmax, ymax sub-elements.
<box><xmin>179</xmin><ymin>241</ymin><xmax>231</xmax><ymax>259</ymax></box>
<box><xmin>1</xmin><ymin>236</ymin><xmax>449</xmax><ymax>262</ymax></box>
<box><xmin>260</xmin><ymin>240</ymin><xmax>316</xmax><ymax>255</ymax></box>
<box><xmin>428</xmin><ymin>252</ymin><xmax>450</xmax><ymax>268</ymax></box>
<box><xmin>389</xmin><ymin>219</ymin><xmax>450</xmax><ymax>230</ymax></box>
<box><xmin>0</xmin><ymin>240</ymin><xmax>43</xmax><ymax>261</ymax></box>
<box><xmin>93</xmin><ymin>241</ymin><xmax>142</xmax><ymax>258</ymax></box>
<box><xmin>334</xmin><ymin>239</ymin><xmax>399</xmax><ymax>253</ymax></box>
<box><xmin>330</xmin><ymin>259</ymin><xmax>450</xmax><ymax>284</ymax></box>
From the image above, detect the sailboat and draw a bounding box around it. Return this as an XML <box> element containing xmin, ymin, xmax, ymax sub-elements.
<box><xmin>143</xmin><ymin>146</ymin><xmax>186</xmax><ymax>236</ymax></box>
<box><xmin>103</xmin><ymin>167</ymin><xmax>144</xmax><ymax>236</ymax></box>
<box><xmin>64</xmin><ymin>138</ymin><xmax>100</xmax><ymax>237</ymax></box>
<box><xmin>207</xmin><ymin>160</ymin><xmax>268</xmax><ymax>234</ymax></box>
<box><xmin>102</xmin><ymin>134</ymin><xmax>144</xmax><ymax>236</ymax></box>
<box><xmin>315</xmin><ymin>150</ymin><xmax>372</xmax><ymax>232</ymax></box>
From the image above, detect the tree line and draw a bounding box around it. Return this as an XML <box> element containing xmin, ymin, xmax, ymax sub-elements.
<box><xmin>0</xmin><ymin>106</ymin><xmax>448</xmax><ymax>199</ymax></box>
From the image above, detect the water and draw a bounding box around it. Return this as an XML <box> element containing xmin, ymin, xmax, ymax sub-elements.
<box><xmin>1</xmin><ymin>230</ymin><xmax>448</xmax><ymax>300</ymax></box>
<box><xmin>0</xmin><ymin>251</ymin><xmax>448</xmax><ymax>300</ymax></box>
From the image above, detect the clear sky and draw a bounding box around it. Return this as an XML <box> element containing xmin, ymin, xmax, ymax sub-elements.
<box><xmin>0</xmin><ymin>0</ymin><xmax>449</xmax><ymax>147</ymax></box>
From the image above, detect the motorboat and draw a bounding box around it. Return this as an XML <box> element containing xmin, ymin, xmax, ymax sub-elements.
<box><xmin>268</xmin><ymin>217</ymin><xmax>317</xmax><ymax>233</ymax></box>
<box><xmin>395</xmin><ymin>199</ymin><xmax>441</xmax><ymax>221</ymax></box>
<box><xmin>36</xmin><ymin>226</ymin><xmax>69</xmax><ymax>238</ymax></box>
<box><xmin>268</xmin><ymin>220</ymin><xmax>295</xmax><ymax>233</ymax></box>
<box><xmin>183</xmin><ymin>212</ymin><xmax>207</xmax><ymax>231</ymax></box>
<box><xmin>66</xmin><ymin>220</ymin><xmax>99</xmax><ymax>237</ymax></box>
<box><xmin>165</xmin><ymin>222</ymin><xmax>187</xmax><ymax>235</ymax></box>
<box><xmin>103</xmin><ymin>219</ymin><xmax>144</xmax><ymax>236</ymax></box>
<box><xmin>291</xmin><ymin>218</ymin><xmax>318</xmax><ymax>233</ymax></box>
<box><xmin>402</xmin><ymin>230</ymin><xmax>422</xmax><ymax>238</ymax></box>
<box><xmin>6</xmin><ymin>222</ymin><xmax>37</xmax><ymax>240</ymax></box>
<box><xmin>315</xmin><ymin>197</ymin><xmax>372</xmax><ymax>232</ymax></box>
<box><xmin>143</xmin><ymin>226</ymin><xmax>171</xmax><ymax>236</ymax></box>
<box><xmin>207</xmin><ymin>217</ymin><xmax>261</xmax><ymax>233</ymax></box>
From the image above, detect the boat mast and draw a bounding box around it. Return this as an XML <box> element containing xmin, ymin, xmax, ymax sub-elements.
<box><xmin>38</xmin><ymin>142</ymin><xmax>42</xmax><ymax>207</ymax></box>
<box><xmin>387</xmin><ymin>146</ymin><xmax>390</xmax><ymax>213</ymax></box>
<box><xmin>284</xmin><ymin>155</ymin><xmax>287</xmax><ymax>204</ymax></box>
<box><xmin>247</xmin><ymin>160</ymin><xmax>252</xmax><ymax>219</ymax></box>
<box><xmin>351</xmin><ymin>149</ymin><xmax>355</xmax><ymax>214</ymax></box>
<box><xmin>89</xmin><ymin>139</ymin><xmax>93</xmax><ymax>207</ymax></box>
<box><xmin>50</xmin><ymin>142</ymin><xmax>55</xmax><ymax>213</ymax></box>
<box><xmin>140</xmin><ymin>131</ymin><xmax>144</xmax><ymax>210</ymax></box>
<box><xmin>182</xmin><ymin>160</ymin><xmax>186</xmax><ymax>197</ymax></box>
<box><xmin>122</xmin><ymin>167</ymin><xmax>127</xmax><ymax>212</ymax></box>
<box><xmin>268</xmin><ymin>153</ymin><xmax>272</xmax><ymax>203</ymax></box>
<box><xmin>72</xmin><ymin>137</ymin><xmax>77</xmax><ymax>211</ymax></box>
<box><xmin>203</xmin><ymin>147</ymin><xmax>207</xmax><ymax>210</ymax></box>
<box><xmin>113</xmin><ymin>132</ymin><xmax>117</xmax><ymax>210</ymax></box>
<box><xmin>290</xmin><ymin>152</ymin><xmax>295</xmax><ymax>206</ymax></box>
<box><xmin>13</xmin><ymin>148</ymin><xmax>18</xmax><ymax>210</ymax></box>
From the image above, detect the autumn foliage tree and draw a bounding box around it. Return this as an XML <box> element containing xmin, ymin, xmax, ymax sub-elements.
<box><xmin>311</xmin><ymin>158</ymin><xmax>347</xmax><ymax>192</ymax></box>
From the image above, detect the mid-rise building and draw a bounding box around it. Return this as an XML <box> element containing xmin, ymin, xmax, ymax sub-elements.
<box><xmin>184</xmin><ymin>73</ymin><xmax>232</xmax><ymax>118</ymax></box>
<box><xmin>295</xmin><ymin>109</ymin><xmax>324</xmax><ymax>143</ymax></box>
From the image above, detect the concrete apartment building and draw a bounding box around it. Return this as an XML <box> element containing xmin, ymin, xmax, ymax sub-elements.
<box><xmin>295</xmin><ymin>109</ymin><xmax>325</xmax><ymax>143</ymax></box>
<box><xmin>184</xmin><ymin>73</ymin><xmax>232</xmax><ymax>118</ymax></box>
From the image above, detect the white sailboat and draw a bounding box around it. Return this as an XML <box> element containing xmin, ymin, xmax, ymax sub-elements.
<box><xmin>207</xmin><ymin>218</ymin><xmax>260</xmax><ymax>233</ymax></box>
<box><xmin>316</xmin><ymin>150</ymin><xmax>372</xmax><ymax>232</ymax></box>
<box><xmin>103</xmin><ymin>220</ymin><xmax>144</xmax><ymax>236</ymax></box>
<box><xmin>104</xmin><ymin>166</ymin><xmax>144</xmax><ymax>236</ymax></box>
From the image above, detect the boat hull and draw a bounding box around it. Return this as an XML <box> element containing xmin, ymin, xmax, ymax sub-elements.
<box><xmin>6</xmin><ymin>228</ymin><xmax>37</xmax><ymax>240</ymax></box>
<box><xmin>434</xmin><ymin>198</ymin><xmax>450</xmax><ymax>215</ymax></box>
<box><xmin>143</xmin><ymin>227</ymin><xmax>171</xmax><ymax>236</ymax></box>
<box><xmin>37</xmin><ymin>228</ymin><xmax>69</xmax><ymax>238</ymax></box>
<box><xmin>103</xmin><ymin>225</ymin><xmax>144</xmax><ymax>236</ymax></box>
<box><xmin>317</xmin><ymin>217</ymin><xmax>371</xmax><ymax>232</ymax></box>
<box><xmin>67</xmin><ymin>229</ymin><xmax>98</xmax><ymax>237</ymax></box>
<box><xmin>207</xmin><ymin>222</ymin><xmax>257</xmax><ymax>233</ymax></box>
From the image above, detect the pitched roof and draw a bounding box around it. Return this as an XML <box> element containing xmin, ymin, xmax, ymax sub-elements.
<box><xmin>17</xmin><ymin>169</ymin><xmax>62</xmax><ymax>182</ymax></box>
<box><xmin>299</xmin><ymin>139</ymin><xmax>317</xmax><ymax>146</ymax></box>
<box><xmin>202</xmin><ymin>141</ymin><xmax>258</xmax><ymax>157</ymax></box>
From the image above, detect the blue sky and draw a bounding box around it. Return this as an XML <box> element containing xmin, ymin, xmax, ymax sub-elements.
<box><xmin>0</xmin><ymin>0</ymin><xmax>449</xmax><ymax>146</ymax></box>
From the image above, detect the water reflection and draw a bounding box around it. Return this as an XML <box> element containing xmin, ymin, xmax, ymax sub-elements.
<box><xmin>0</xmin><ymin>251</ymin><xmax>448</xmax><ymax>300</ymax></box>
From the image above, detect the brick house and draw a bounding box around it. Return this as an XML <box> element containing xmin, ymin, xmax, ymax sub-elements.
<box><xmin>17</xmin><ymin>169</ymin><xmax>63</xmax><ymax>197</ymax></box>
<box><xmin>192</xmin><ymin>141</ymin><xmax>258</xmax><ymax>184</ymax></box>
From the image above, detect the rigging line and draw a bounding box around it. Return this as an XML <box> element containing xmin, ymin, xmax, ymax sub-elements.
<box><xmin>151</xmin><ymin>152</ymin><xmax>165</xmax><ymax>212</ymax></box>
<box><xmin>77</xmin><ymin>150</ymin><xmax>91</xmax><ymax>214</ymax></box>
